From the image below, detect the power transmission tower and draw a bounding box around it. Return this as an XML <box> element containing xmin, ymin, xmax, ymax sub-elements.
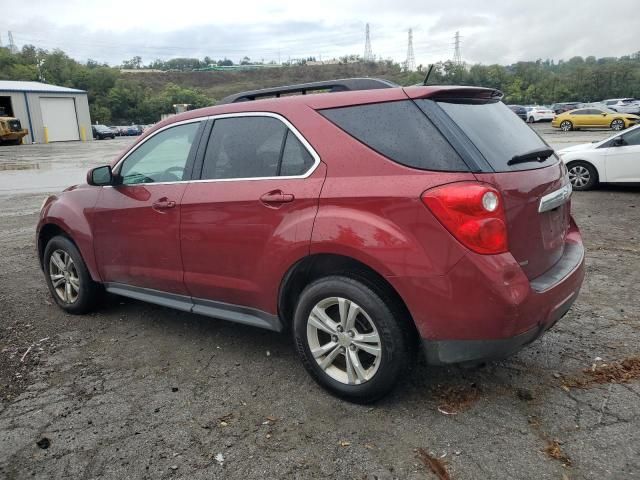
<box><xmin>7</xmin><ymin>31</ymin><xmax>18</xmax><ymax>54</ymax></box>
<box><xmin>405</xmin><ymin>28</ymin><xmax>415</xmax><ymax>72</ymax></box>
<box><xmin>363</xmin><ymin>23</ymin><xmax>373</xmax><ymax>62</ymax></box>
<box><xmin>453</xmin><ymin>31</ymin><xmax>462</xmax><ymax>65</ymax></box>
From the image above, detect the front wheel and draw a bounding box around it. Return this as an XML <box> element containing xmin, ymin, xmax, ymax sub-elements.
<box><xmin>611</xmin><ymin>119</ymin><xmax>625</xmax><ymax>131</ymax></box>
<box><xmin>567</xmin><ymin>161</ymin><xmax>598</xmax><ymax>191</ymax></box>
<box><xmin>43</xmin><ymin>235</ymin><xmax>101</xmax><ymax>314</ymax></box>
<box><xmin>293</xmin><ymin>276</ymin><xmax>414</xmax><ymax>403</ymax></box>
<box><xmin>527</xmin><ymin>116</ymin><xmax>535</xmax><ymax>123</ymax></box>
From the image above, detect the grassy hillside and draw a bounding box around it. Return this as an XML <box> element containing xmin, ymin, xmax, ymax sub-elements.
<box><xmin>122</xmin><ymin>63</ymin><xmax>420</xmax><ymax>102</ymax></box>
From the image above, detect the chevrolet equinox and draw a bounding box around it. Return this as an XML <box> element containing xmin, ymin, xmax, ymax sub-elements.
<box><xmin>37</xmin><ymin>78</ymin><xmax>585</xmax><ymax>402</ymax></box>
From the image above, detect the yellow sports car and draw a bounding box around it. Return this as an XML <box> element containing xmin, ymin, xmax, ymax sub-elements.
<box><xmin>552</xmin><ymin>107</ymin><xmax>639</xmax><ymax>131</ymax></box>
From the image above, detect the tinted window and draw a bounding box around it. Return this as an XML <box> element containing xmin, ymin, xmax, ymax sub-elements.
<box><xmin>202</xmin><ymin>117</ymin><xmax>286</xmax><ymax>179</ymax></box>
<box><xmin>120</xmin><ymin>122</ymin><xmax>200</xmax><ymax>185</ymax></box>
<box><xmin>320</xmin><ymin>100</ymin><xmax>468</xmax><ymax>172</ymax></box>
<box><xmin>431</xmin><ymin>100</ymin><xmax>556</xmax><ymax>172</ymax></box>
<box><xmin>280</xmin><ymin>131</ymin><xmax>315</xmax><ymax>176</ymax></box>
<box><xmin>571</xmin><ymin>109</ymin><xmax>589</xmax><ymax>115</ymax></box>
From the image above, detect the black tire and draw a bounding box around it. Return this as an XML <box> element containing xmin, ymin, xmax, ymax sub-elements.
<box><xmin>560</xmin><ymin>120</ymin><xmax>573</xmax><ymax>132</ymax></box>
<box><xmin>527</xmin><ymin>116</ymin><xmax>535</xmax><ymax>123</ymax></box>
<box><xmin>43</xmin><ymin>235</ymin><xmax>101</xmax><ymax>314</ymax></box>
<box><xmin>293</xmin><ymin>275</ymin><xmax>414</xmax><ymax>403</ymax></box>
<box><xmin>567</xmin><ymin>161</ymin><xmax>598</xmax><ymax>191</ymax></box>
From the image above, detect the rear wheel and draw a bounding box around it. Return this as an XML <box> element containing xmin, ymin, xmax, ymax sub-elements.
<box><xmin>567</xmin><ymin>161</ymin><xmax>598</xmax><ymax>191</ymax></box>
<box><xmin>43</xmin><ymin>235</ymin><xmax>101</xmax><ymax>314</ymax></box>
<box><xmin>527</xmin><ymin>116</ymin><xmax>535</xmax><ymax>123</ymax></box>
<box><xmin>293</xmin><ymin>276</ymin><xmax>413</xmax><ymax>403</ymax></box>
<box><xmin>560</xmin><ymin>120</ymin><xmax>573</xmax><ymax>132</ymax></box>
<box><xmin>611</xmin><ymin>119</ymin><xmax>625</xmax><ymax>131</ymax></box>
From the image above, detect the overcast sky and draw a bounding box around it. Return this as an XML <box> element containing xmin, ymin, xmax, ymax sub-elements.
<box><xmin>2</xmin><ymin>0</ymin><xmax>639</xmax><ymax>67</ymax></box>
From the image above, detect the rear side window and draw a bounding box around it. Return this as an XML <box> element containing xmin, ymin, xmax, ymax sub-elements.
<box><xmin>426</xmin><ymin>100</ymin><xmax>557</xmax><ymax>172</ymax></box>
<box><xmin>320</xmin><ymin>100</ymin><xmax>469</xmax><ymax>172</ymax></box>
<box><xmin>280</xmin><ymin>131</ymin><xmax>315</xmax><ymax>176</ymax></box>
<box><xmin>201</xmin><ymin>116</ymin><xmax>316</xmax><ymax>179</ymax></box>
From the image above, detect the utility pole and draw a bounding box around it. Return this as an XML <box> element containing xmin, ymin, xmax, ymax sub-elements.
<box><xmin>405</xmin><ymin>28</ymin><xmax>415</xmax><ymax>72</ymax></box>
<box><xmin>453</xmin><ymin>31</ymin><xmax>462</xmax><ymax>66</ymax></box>
<box><xmin>7</xmin><ymin>31</ymin><xmax>18</xmax><ymax>54</ymax></box>
<box><xmin>363</xmin><ymin>23</ymin><xmax>373</xmax><ymax>62</ymax></box>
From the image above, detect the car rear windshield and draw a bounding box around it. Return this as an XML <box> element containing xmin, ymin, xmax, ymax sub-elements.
<box><xmin>319</xmin><ymin>100</ymin><xmax>469</xmax><ymax>172</ymax></box>
<box><xmin>421</xmin><ymin>100</ymin><xmax>558</xmax><ymax>172</ymax></box>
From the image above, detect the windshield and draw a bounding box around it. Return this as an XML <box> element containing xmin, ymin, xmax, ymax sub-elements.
<box><xmin>424</xmin><ymin>100</ymin><xmax>558</xmax><ymax>172</ymax></box>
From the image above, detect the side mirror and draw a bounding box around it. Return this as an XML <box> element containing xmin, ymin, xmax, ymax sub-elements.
<box><xmin>87</xmin><ymin>165</ymin><xmax>114</xmax><ymax>186</ymax></box>
<box><xmin>612</xmin><ymin>137</ymin><xmax>625</xmax><ymax>147</ymax></box>
<box><xmin>602</xmin><ymin>113</ymin><xmax>607</xmax><ymax>116</ymax></box>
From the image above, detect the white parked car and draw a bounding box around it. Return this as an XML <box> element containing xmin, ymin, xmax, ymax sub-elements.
<box><xmin>525</xmin><ymin>106</ymin><xmax>555</xmax><ymax>123</ymax></box>
<box><xmin>599</xmin><ymin>98</ymin><xmax>640</xmax><ymax>115</ymax></box>
<box><xmin>557</xmin><ymin>124</ymin><xmax>640</xmax><ymax>190</ymax></box>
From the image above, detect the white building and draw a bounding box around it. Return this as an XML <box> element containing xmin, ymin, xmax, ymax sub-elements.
<box><xmin>0</xmin><ymin>80</ymin><xmax>92</xmax><ymax>143</ymax></box>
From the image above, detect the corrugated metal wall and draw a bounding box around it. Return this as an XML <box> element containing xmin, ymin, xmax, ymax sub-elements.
<box><xmin>0</xmin><ymin>91</ymin><xmax>92</xmax><ymax>144</ymax></box>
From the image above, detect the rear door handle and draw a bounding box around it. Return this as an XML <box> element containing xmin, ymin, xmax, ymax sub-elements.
<box><xmin>152</xmin><ymin>198</ymin><xmax>177</xmax><ymax>211</ymax></box>
<box><xmin>260</xmin><ymin>190</ymin><xmax>295</xmax><ymax>206</ymax></box>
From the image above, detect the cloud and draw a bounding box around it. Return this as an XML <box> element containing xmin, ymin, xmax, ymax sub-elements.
<box><xmin>3</xmin><ymin>0</ymin><xmax>639</xmax><ymax>66</ymax></box>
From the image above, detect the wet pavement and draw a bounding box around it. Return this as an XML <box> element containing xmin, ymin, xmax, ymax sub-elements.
<box><xmin>0</xmin><ymin>137</ymin><xmax>134</xmax><ymax>195</ymax></box>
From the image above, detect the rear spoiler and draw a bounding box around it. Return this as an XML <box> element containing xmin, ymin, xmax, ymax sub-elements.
<box><xmin>404</xmin><ymin>86</ymin><xmax>504</xmax><ymax>104</ymax></box>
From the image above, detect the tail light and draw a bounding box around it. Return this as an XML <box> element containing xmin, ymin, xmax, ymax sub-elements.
<box><xmin>421</xmin><ymin>182</ymin><xmax>508</xmax><ymax>255</ymax></box>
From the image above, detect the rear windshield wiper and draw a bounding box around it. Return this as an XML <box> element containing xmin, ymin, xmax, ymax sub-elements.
<box><xmin>508</xmin><ymin>147</ymin><xmax>555</xmax><ymax>166</ymax></box>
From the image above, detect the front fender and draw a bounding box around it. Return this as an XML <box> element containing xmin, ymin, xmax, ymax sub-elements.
<box><xmin>37</xmin><ymin>186</ymin><xmax>101</xmax><ymax>281</ymax></box>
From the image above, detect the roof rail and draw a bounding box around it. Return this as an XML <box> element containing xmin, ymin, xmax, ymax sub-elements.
<box><xmin>218</xmin><ymin>77</ymin><xmax>398</xmax><ymax>104</ymax></box>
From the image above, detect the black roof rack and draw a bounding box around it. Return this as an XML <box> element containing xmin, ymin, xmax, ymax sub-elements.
<box><xmin>218</xmin><ymin>77</ymin><xmax>398</xmax><ymax>104</ymax></box>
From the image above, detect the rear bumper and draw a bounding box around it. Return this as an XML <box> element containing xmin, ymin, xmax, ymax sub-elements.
<box><xmin>422</xmin><ymin>285</ymin><xmax>577</xmax><ymax>365</ymax></box>
<box><xmin>390</xmin><ymin>217</ymin><xmax>585</xmax><ymax>365</ymax></box>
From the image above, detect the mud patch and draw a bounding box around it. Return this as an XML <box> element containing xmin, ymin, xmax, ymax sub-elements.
<box><xmin>563</xmin><ymin>356</ymin><xmax>640</xmax><ymax>389</ymax></box>
<box><xmin>543</xmin><ymin>440</ymin><xmax>572</xmax><ymax>467</ymax></box>
<box><xmin>434</xmin><ymin>383</ymin><xmax>481</xmax><ymax>414</ymax></box>
<box><xmin>416</xmin><ymin>448</ymin><xmax>451</xmax><ymax>480</ymax></box>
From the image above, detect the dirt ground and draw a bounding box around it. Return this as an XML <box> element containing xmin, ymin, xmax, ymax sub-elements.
<box><xmin>0</xmin><ymin>125</ymin><xmax>639</xmax><ymax>479</ymax></box>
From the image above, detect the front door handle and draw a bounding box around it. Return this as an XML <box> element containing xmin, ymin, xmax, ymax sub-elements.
<box><xmin>152</xmin><ymin>198</ymin><xmax>177</xmax><ymax>211</ymax></box>
<box><xmin>260</xmin><ymin>190</ymin><xmax>295</xmax><ymax>206</ymax></box>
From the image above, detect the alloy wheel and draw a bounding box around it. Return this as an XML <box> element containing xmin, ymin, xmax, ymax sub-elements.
<box><xmin>560</xmin><ymin>121</ymin><xmax>572</xmax><ymax>132</ymax></box>
<box><xmin>568</xmin><ymin>165</ymin><xmax>590</xmax><ymax>188</ymax></box>
<box><xmin>306</xmin><ymin>297</ymin><xmax>382</xmax><ymax>385</ymax></box>
<box><xmin>49</xmin><ymin>249</ymin><xmax>80</xmax><ymax>304</ymax></box>
<box><xmin>611</xmin><ymin>120</ymin><xmax>624</xmax><ymax>131</ymax></box>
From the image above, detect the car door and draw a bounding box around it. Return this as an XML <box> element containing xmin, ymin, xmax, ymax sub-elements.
<box><xmin>570</xmin><ymin>109</ymin><xmax>590</xmax><ymax>128</ymax></box>
<box><xmin>180</xmin><ymin>113</ymin><xmax>326</xmax><ymax>315</ymax></box>
<box><xmin>92</xmin><ymin>119</ymin><xmax>205</xmax><ymax>294</ymax></box>
<box><xmin>605</xmin><ymin>127</ymin><xmax>640</xmax><ymax>183</ymax></box>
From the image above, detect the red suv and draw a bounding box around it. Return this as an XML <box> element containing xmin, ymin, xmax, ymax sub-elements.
<box><xmin>37</xmin><ymin>78</ymin><xmax>585</xmax><ymax>402</ymax></box>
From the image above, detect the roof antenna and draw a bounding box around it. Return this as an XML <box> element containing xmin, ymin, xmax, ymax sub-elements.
<box><xmin>422</xmin><ymin>64</ymin><xmax>434</xmax><ymax>86</ymax></box>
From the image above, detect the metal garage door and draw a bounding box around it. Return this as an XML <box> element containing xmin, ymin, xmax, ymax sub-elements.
<box><xmin>40</xmin><ymin>97</ymin><xmax>80</xmax><ymax>142</ymax></box>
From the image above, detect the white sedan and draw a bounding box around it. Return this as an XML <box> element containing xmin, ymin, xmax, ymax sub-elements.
<box><xmin>557</xmin><ymin>125</ymin><xmax>640</xmax><ymax>190</ymax></box>
<box><xmin>526</xmin><ymin>106</ymin><xmax>555</xmax><ymax>123</ymax></box>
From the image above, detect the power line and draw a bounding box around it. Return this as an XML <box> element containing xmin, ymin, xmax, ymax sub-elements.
<box><xmin>363</xmin><ymin>23</ymin><xmax>373</xmax><ymax>62</ymax></box>
<box><xmin>8</xmin><ymin>31</ymin><xmax>18</xmax><ymax>54</ymax></box>
<box><xmin>453</xmin><ymin>31</ymin><xmax>462</xmax><ymax>65</ymax></box>
<box><xmin>405</xmin><ymin>28</ymin><xmax>415</xmax><ymax>71</ymax></box>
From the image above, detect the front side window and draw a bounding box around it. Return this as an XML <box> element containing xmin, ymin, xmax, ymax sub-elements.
<box><xmin>621</xmin><ymin>128</ymin><xmax>640</xmax><ymax>146</ymax></box>
<box><xmin>120</xmin><ymin>122</ymin><xmax>201</xmax><ymax>185</ymax></box>
<box><xmin>201</xmin><ymin>116</ymin><xmax>315</xmax><ymax>180</ymax></box>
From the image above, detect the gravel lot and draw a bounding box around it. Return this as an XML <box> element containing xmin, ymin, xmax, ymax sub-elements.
<box><xmin>1</xmin><ymin>124</ymin><xmax>639</xmax><ymax>479</ymax></box>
